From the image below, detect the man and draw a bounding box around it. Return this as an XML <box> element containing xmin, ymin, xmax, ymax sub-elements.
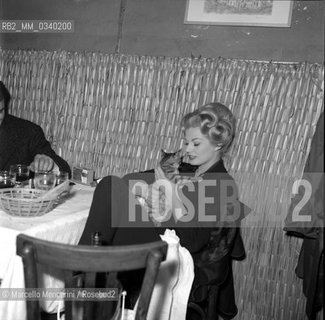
<box><xmin>0</xmin><ymin>81</ymin><xmax>71</xmax><ymax>175</ymax></box>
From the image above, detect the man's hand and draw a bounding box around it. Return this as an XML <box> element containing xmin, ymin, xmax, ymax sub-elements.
<box><xmin>29</xmin><ymin>154</ymin><xmax>55</xmax><ymax>172</ymax></box>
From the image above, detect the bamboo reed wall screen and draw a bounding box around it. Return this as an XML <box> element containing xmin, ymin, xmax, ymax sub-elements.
<box><xmin>0</xmin><ymin>49</ymin><xmax>324</xmax><ymax>320</ymax></box>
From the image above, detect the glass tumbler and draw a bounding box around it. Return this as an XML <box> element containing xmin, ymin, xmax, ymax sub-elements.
<box><xmin>34</xmin><ymin>172</ymin><xmax>57</xmax><ymax>191</ymax></box>
<box><xmin>0</xmin><ymin>171</ymin><xmax>15</xmax><ymax>188</ymax></box>
<box><xmin>9</xmin><ymin>164</ymin><xmax>30</xmax><ymax>186</ymax></box>
<box><xmin>56</xmin><ymin>171</ymin><xmax>69</xmax><ymax>185</ymax></box>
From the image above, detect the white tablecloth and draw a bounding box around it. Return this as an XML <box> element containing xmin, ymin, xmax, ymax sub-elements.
<box><xmin>0</xmin><ymin>184</ymin><xmax>94</xmax><ymax>320</ymax></box>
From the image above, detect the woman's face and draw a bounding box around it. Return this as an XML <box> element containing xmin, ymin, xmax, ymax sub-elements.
<box><xmin>182</xmin><ymin>126</ymin><xmax>220</xmax><ymax>170</ymax></box>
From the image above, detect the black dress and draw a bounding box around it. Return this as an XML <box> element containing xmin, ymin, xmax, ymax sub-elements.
<box><xmin>79</xmin><ymin>159</ymin><xmax>250</xmax><ymax>318</ymax></box>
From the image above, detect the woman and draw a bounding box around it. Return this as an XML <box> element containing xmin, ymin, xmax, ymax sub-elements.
<box><xmin>79</xmin><ymin>102</ymin><xmax>249</xmax><ymax>319</ymax></box>
<box><xmin>171</xmin><ymin>103</ymin><xmax>248</xmax><ymax>319</ymax></box>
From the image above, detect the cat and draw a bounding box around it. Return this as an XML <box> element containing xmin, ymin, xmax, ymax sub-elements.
<box><xmin>159</xmin><ymin>149</ymin><xmax>200</xmax><ymax>184</ymax></box>
<box><xmin>159</xmin><ymin>149</ymin><xmax>183</xmax><ymax>183</ymax></box>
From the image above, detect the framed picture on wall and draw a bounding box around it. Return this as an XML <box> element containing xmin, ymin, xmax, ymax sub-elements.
<box><xmin>184</xmin><ymin>0</ymin><xmax>293</xmax><ymax>27</ymax></box>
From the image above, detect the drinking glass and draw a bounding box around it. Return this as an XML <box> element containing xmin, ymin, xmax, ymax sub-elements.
<box><xmin>34</xmin><ymin>172</ymin><xmax>57</xmax><ymax>191</ymax></box>
<box><xmin>56</xmin><ymin>171</ymin><xmax>69</xmax><ymax>185</ymax></box>
<box><xmin>0</xmin><ymin>171</ymin><xmax>15</xmax><ymax>188</ymax></box>
<box><xmin>10</xmin><ymin>164</ymin><xmax>30</xmax><ymax>186</ymax></box>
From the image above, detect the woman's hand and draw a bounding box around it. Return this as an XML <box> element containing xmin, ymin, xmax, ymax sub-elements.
<box><xmin>154</xmin><ymin>166</ymin><xmax>168</xmax><ymax>181</ymax></box>
<box><xmin>152</xmin><ymin>167</ymin><xmax>193</xmax><ymax>223</ymax></box>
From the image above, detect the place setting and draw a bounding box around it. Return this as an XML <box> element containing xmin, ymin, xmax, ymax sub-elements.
<box><xmin>0</xmin><ymin>165</ymin><xmax>71</xmax><ymax>217</ymax></box>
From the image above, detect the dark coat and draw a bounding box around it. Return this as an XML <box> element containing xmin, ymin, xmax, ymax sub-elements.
<box><xmin>284</xmin><ymin>112</ymin><xmax>324</xmax><ymax>320</ymax></box>
<box><xmin>175</xmin><ymin>159</ymin><xmax>249</xmax><ymax>319</ymax></box>
<box><xmin>0</xmin><ymin>115</ymin><xmax>71</xmax><ymax>175</ymax></box>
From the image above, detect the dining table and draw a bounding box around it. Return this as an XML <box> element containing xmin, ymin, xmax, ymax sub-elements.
<box><xmin>0</xmin><ymin>183</ymin><xmax>95</xmax><ymax>320</ymax></box>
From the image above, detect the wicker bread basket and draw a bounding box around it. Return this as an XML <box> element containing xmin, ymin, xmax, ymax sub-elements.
<box><xmin>0</xmin><ymin>188</ymin><xmax>57</xmax><ymax>217</ymax></box>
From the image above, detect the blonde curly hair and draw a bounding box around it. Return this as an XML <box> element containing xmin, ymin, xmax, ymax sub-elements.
<box><xmin>181</xmin><ymin>102</ymin><xmax>235</xmax><ymax>154</ymax></box>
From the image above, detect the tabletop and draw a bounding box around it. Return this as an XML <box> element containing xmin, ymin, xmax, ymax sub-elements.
<box><xmin>0</xmin><ymin>183</ymin><xmax>95</xmax><ymax>320</ymax></box>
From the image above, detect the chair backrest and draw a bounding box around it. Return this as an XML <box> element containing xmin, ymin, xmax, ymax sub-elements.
<box><xmin>16</xmin><ymin>233</ymin><xmax>168</xmax><ymax>320</ymax></box>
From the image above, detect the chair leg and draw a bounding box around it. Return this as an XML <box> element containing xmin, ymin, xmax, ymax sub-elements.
<box><xmin>206</xmin><ymin>285</ymin><xmax>219</xmax><ymax>320</ymax></box>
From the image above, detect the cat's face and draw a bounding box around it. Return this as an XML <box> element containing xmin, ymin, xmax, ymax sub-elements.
<box><xmin>160</xmin><ymin>149</ymin><xmax>182</xmax><ymax>169</ymax></box>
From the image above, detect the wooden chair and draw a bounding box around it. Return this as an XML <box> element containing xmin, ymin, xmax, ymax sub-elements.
<box><xmin>16</xmin><ymin>234</ymin><xmax>168</xmax><ymax>320</ymax></box>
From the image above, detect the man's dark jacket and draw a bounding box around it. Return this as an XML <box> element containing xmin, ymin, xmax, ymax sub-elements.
<box><xmin>0</xmin><ymin>115</ymin><xmax>71</xmax><ymax>174</ymax></box>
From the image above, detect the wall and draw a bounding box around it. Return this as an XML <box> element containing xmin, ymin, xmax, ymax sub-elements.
<box><xmin>0</xmin><ymin>0</ymin><xmax>324</xmax><ymax>63</ymax></box>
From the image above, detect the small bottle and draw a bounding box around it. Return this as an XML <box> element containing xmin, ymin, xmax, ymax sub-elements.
<box><xmin>91</xmin><ymin>231</ymin><xmax>102</xmax><ymax>246</ymax></box>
